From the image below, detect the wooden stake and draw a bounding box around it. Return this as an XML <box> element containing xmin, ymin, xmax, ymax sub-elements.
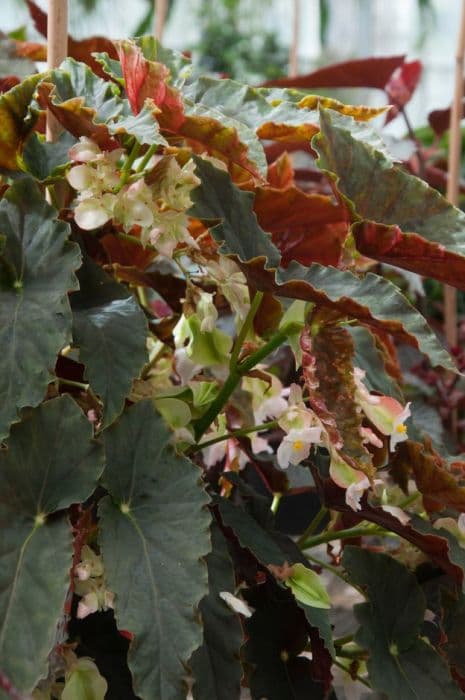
<box><xmin>46</xmin><ymin>0</ymin><xmax>68</xmax><ymax>143</ymax></box>
<box><xmin>288</xmin><ymin>0</ymin><xmax>300</xmax><ymax>78</ymax></box>
<box><xmin>154</xmin><ymin>0</ymin><xmax>169</xmax><ymax>43</ymax></box>
<box><xmin>445</xmin><ymin>0</ymin><xmax>465</xmax><ymax>349</ymax></box>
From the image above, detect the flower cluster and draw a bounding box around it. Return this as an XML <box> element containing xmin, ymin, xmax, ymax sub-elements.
<box><xmin>67</xmin><ymin>138</ymin><xmax>200</xmax><ymax>255</ymax></box>
<box><xmin>74</xmin><ymin>545</ymin><xmax>115</xmax><ymax>619</ymax></box>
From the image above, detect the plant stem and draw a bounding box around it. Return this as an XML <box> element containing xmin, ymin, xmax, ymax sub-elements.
<box><xmin>270</xmin><ymin>492</ymin><xmax>282</xmax><ymax>514</ymax></box>
<box><xmin>117</xmin><ymin>141</ymin><xmax>141</xmax><ymax>189</ymax></box>
<box><xmin>0</xmin><ymin>668</ymin><xmax>33</xmax><ymax>700</ymax></box>
<box><xmin>300</xmin><ymin>523</ymin><xmax>387</xmax><ymax>550</ymax></box>
<box><xmin>192</xmin><ymin>420</ymin><xmax>277</xmax><ymax>452</ymax></box>
<box><xmin>296</xmin><ymin>506</ymin><xmax>328</xmax><ymax>547</ymax></box>
<box><xmin>193</xmin><ymin>324</ymin><xmax>299</xmax><ymax>442</ymax></box>
<box><xmin>136</xmin><ymin>143</ymin><xmax>158</xmax><ymax>173</ymax></box>
<box><xmin>334</xmin><ymin>633</ymin><xmax>355</xmax><ymax>647</ymax></box>
<box><xmin>57</xmin><ymin>377</ymin><xmax>89</xmax><ymax>391</ymax></box>
<box><xmin>229</xmin><ymin>291</ymin><xmax>264</xmax><ymax>369</ymax></box>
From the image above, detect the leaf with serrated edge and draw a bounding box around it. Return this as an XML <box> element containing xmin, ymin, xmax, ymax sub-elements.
<box><xmin>191</xmin><ymin>524</ymin><xmax>242</xmax><ymax>700</ymax></box>
<box><xmin>0</xmin><ymin>396</ymin><xmax>104</xmax><ymax>694</ymax></box>
<box><xmin>343</xmin><ymin>547</ymin><xmax>463</xmax><ymax>700</ymax></box>
<box><xmin>71</xmin><ymin>254</ymin><xmax>148</xmax><ymax>428</ymax></box>
<box><xmin>0</xmin><ymin>72</ymin><xmax>43</xmax><ymax>169</ymax></box>
<box><xmin>99</xmin><ymin>400</ymin><xmax>210</xmax><ymax>700</ymax></box>
<box><xmin>0</xmin><ymin>178</ymin><xmax>81</xmax><ymax>439</ymax></box>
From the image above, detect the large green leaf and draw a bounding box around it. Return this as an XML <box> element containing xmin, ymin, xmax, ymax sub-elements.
<box><xmin>314</xmin><ymin>108</ymin><xmax>465</xmax><ymax>289</ymax></box>
<box><xmin>99</xmin><ymin>400</ymin><xmax>210</xmax><ymax>700</ymax></box>
<box><xmin>0</xmin><ymin>178</ymin><xmax>81</xmax><ymax>439</ymax></box>
<box><xmin>343</xmin><ymin>547</ymin><xmax>463</xmax><ymax>700</ymax></box>
<box><xmin>71</xmin><ymin>254</ymin><xmax>148</xmax><ymax>428</ymax></box>
<box><xmin>107</xmin><ymin>100</ymin><xmax>168</xmax><ymax>146</ymax></box>
<box><xmin>349</xmin><ymin>325</ymin><xmax>403</xmax><ymax>401</ymax></box>
<box><xmin>190</xmin><ymin>524</ymin><xmax>242</xmax><ymax>700</ymax></box>
<box><xmin>0</xmin><ymin>395</ymin><xmax>104</xmax><ymax>695</ymax></box>
<box><xmin>22</xmin><ymin>130</ymin><xmax>76</xmax><ymax>181</ymax></box>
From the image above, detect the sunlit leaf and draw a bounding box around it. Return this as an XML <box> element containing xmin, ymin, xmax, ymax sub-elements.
<box><xmin>0</xmin><ymin>72</ymin><xmax>43</xmax><ymax>169</ymax></box>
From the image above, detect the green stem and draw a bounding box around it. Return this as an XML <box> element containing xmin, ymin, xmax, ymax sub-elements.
<box><xmin>57</xmin><ymin>377</ymin><xmax>89</xmax><ymax>391</ymax></box>
<box><xmin>297</xmin><ymin>506</ymin><xmax>328</xmax><ymax>547</ymax></box>
<box><xmin>332</xmin><ymin>658</ymin><xmax>371</xmax><ymax>689</ymax></box>
<box><xmin>300</xmin><ymin>524</ymin><xmax>387</xmax><ymax>550</ymax></box>
<box><xmin>304</xmin><ymin>552</ymin><xmax>357</xmax><ymax>588</ymax></box>
<box><xmin>270</xmin><ymin>492</ymin><xmax>282</xmax><ymax>514</ymax></box>
<box><xmin>192</xmin><ymin>420</ymin><xmax>277</xmax><ymax>452</ymax></box>
<box><xmin>193</xmin><ymin>324</ymin><xmax>299</xmax><ymax>442</ymax></box>
<box><xmin>334</xmin><ymin>633</ymin><xmax>355</xmax><ymax>647</ymax></box>
<box><xmin>136</xmin><ymin>143</ymin><xmax>158</xmax><ymax>173</ymax></box>
<box><xmin>229</xmin><ymin>291</ymin><xmax>264</xmax><ymax>369</ymax></box>
<box><xmin>117</xmin><ymin>141</ymin><xmax>141</xmax><ymax>189</ymax></box>
<box><xmin>399</xmin><ymin>491</ymin><xmax>420</xmax><ymax>509</ymax></box>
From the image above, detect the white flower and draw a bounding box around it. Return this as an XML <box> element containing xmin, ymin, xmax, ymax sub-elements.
<box><xmin>345</xmin><ymin>476</ymin><xmax>371</xmax><ymax>512</ymax></box>
<box><xmin>69</xmin><ymin>137</ymin><xmax>102</xmax><ymax>163</ymax></box>
<box><xmin>77</xmin><ymin>591</ymin><xmax>99</xmax><ymax>619</ymax></box>
<box><xmin>114</xmin><ymin>179</ymin><xmax>154</xmax><ymax>232</ymax></box>
<box><xmin>197</xmin><ymin>291</ymin><xmax>218</xmax><ymax>333</ymax></box>
<box><xmin>380</xmin><ymin>505</ymin><xmax>411</xmax><ymax>525</ymax></box>
<box><xmin>73</xmin><ymin>193</ymin><xmax>117</xmax><ymax>230</ymax></box>
<box><xmin>276</xmin><ymin>427</ymin><xmax>322</xmax><ymax>468</ymax></box>
<box><xmin>219</xmin><ymin>591</ymin><xmax>254</xmax><ymax>618</ymax></box>
<box><xmin>389</xmin><ymin>402</ymin><xmax>412</xmax><ymax>451</ymax></box>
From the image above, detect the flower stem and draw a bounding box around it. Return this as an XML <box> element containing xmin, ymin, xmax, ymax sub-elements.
<box><xmin>296</xmin><ymin>506</ymin><xmax>328</xmax><ymax>547</ymax></box>
<box><xmin>191</xmin><ymin>420</ymin><xmax>277</xmax><ymax>452</ymax></box>
<box><xmin>193</xmin><ymin>324</ymin><xmax>299</xmax><ymax>442</ymax></box>
<box><xmin>300</xmin><ymin>523</ymin><xmax>387</xmax><ymax>550</ymax></box>
<box><xmin>229</xmin><ymin>291</ymin><xmax>264</xmax><ymax>369</ymax></box>
<box><xmin>117</xmin><ymin>141</ymin><xmax>141</xmax><ymax>189</ymax></box>
<box><xmin>270</xmin><ymin>492</ymin><xmax>282</xmax><ymax>514</ymax></box>
<box><xmin>333</xmin><ymin>658</ymin><xmax>371</xmax><ymax>689</ymax></box>
<box><xmin>136</xmin><ymin>143</ymin><xmax>158</xmax><ymax>173</ymax></box>
<box><xmin>334</xmin><ymin>633</ymin><xmax>355</xmax><ymax>647</ymax></box>
<box><xmin>57</xmin><ymin>377</ymin><xmax>89</xmax><ymax>391</ymax></box>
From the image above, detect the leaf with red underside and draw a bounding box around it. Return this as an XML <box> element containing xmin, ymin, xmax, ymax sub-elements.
<box><xmin>115</xmin><ymin>39</ymin><xmax>185</xmax><ymax>131</ymax></box>
<box><xmin>314</xmin><ymin>108</ymin><xmax>465</xmax><ymax>290</ymax></box>
<box><xmin>390</xmin><ymin>441</ymin><xmax>465</xmax><ymax>513</ymax></box>
<box><xmin>26</xmin><ymin>0</ymin><xmax>119</xmax><ymax>80</ymax></box>
<box><xmin>253</xmin><ymin>186</ymin><xmax>347</xmax><ymax>267</ymax></box>
<box><xmin>429</xmin><ymin>103</ymin><xmax>465</xmax><ymax>136</ymax></box>
<box><xmin>310</xmin><ymin>320</ymin><xmax>374</xmax><ymax>475</ymax></box>
<box><xmin>384</xmin><ymin>60</ymin><xmax>422</xmax><ymax>123</ymax></box>
<box><xmin>100</xmin><ymin>233</ymin><xmax>157</xmax><ymax>269</ymax></box>
<box><xmin>261</xmin><ymin>55</ymin><xmax>405</xmax><ymax>89</ymax></box>
<box><xmin>267</xmin><ymin>152</ymin><xmax>294</xmax><ymax>189</ymax></box>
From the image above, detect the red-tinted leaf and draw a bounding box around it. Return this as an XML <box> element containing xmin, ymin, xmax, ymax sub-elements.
<box><xmin>0</xmin><ymin>76</ymin><xmax>20</xmax><ymax>93</ymax></box>
<box><xmin>391</xmin><ymin>441</ymin><xmax>465</xmax><ymax>513</ymax></box>
<box><xmin>267</xmin><ymin>152</ymin><xmax>294</xmax><ymax>189</ymax></box>
<box><xmin>253</xmin><ymin>186</ymin><xmax>347</xmax><ymax>267</ymax></box>
<box><xmin>261</xmin><ymin>55</ymin><xmax>405</xmax><ymax>90</ymax></box>
<box><xmin>384</xmin><ymin>60</ymin><xmax>422</xmax><ymax>122</ymax></box>
<box><xmin>429</xmin><ymin>102</ymin><xmax>465</xmax><ymax>137</ymax></box>
<box><xmin>100</xmin><ymin>233</ymin><xmax>157</xmax><ymax>268</ymax></box>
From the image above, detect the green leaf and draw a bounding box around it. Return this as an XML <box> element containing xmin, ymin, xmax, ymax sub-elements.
<box><xmin>190</xmin><ymin>157</ymin><xmax>281</xmax><ymax>267</ymax></box>
<box><xmin>190</xmin><ymin>524</ymin><xmax>242</xmax><ymax>700</ymax></box>
<box><xmin>343</xmin><ymin>547</ymin><xmax>463</xmax><ymax>700</ymax></box>
<box><xmin>284</xmin><ymin>563</ymin><xmax>331</xmax><ymax>610</ymax></box>
<box><xmin>99</xmin><ymin>400</ymin><xmax>210</xmax><ymax>700</ymax></box>
<box><xmin>0</xmin><ymin>178</ymin><xmax>81</xmax><ymax>439</ymax></box>
<box><xmin>0</xmin><ymin>396</ymin><xmax>104</xmax><ymax>694</ymax></box>
<box><xmin>62</xmin><ymin>658</ymin><xmax>108</xmax><ymax>700</ymax></box>
<box><xmin>50</xmin><ymin>58</ymin><xmax>121</xmax><ymax>117</ymax></box>
<box><xmin>314</xmin><ymin>108</ymin><xmax>465</xmax><ymax>289</ymax></box>
<box><xmin>22</xmin><ymin>131</ymin><xmax>76</xmax><ymax>181</ymax></box>
<box><xmin>107</xmin><ymin>100</ymin><xmax>168</xmax><ymax>146</ymax></box>
<box><xmin>349</xmin><ymin>325</ymin><xmax>403</xmax><ymax>401</ymax></box>
<box><xmin>71</xmin><ymin>253</ymin><xmax>147</xmax><ymax>428</ymax></box>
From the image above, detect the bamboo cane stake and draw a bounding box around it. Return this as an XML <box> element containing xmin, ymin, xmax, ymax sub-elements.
<box><xmin>288</xmin><ymin>0</ymin><xmax>300</xmax><ymax>78</ymax></box>
<box><xmin>46</xmin><ymin>0</ymin><xmax>68</xmax><ymax>143</ymax></box>
<box><xmin>445</xmin><ymin>0</ymin><xmax>465</xmax><ymax>349</ymax></box>
<box><xmin>154</xmin><ymin>0</ymin><xmax>169</xmax><ymax>43</ymax></box>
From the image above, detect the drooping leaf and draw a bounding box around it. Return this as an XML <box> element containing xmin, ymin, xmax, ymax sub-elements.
<box><xmin>253</xmin><ymin>186</ymin><xmax>347</xmax><ymax>267</ymax></box>
<box><xmin>261</xmin><ymin>54</ymin><xmax>405</xmax><ymax>89</ymax></box>
<box><xmin>0</xmin><ymin>178</ymin><xmax>81</xmax><ymax>439</ymax></box>
<box><xmin>99</xmin><ymin>400</ymin><xmax>210</xmax><ymax>700</ymax></box>
<box><xmin>343</xmin><ymin>547</ymin><xmax>463</xmax><ymax>700</ymax></box>
<box><xmin>0</xmin><ymin>396</ymin><xmax>104</xmax><ymax>695</ymax></box>
<box><xmin>22</xmin><ymin>130</ymin><xmax>76</xmax><ymax>181</ymax></box>
<box><xmin>391</xmin><ymin>441</ymin><xmax>465</xmax><ymax>513</ymax></box>
<box><xmin>314</xmin><ymin>108</ymin><xmax>465</xmax><ymax>290</ymax></box>
<box><xmin>190</xmin><ymin>524</ymin><xmax>242</xmax><ymax>700</ymax></box>
<box><xmin>71</xmin><ymin>253</ymin><xmax>148</xmax><ymax>428</ymax></box>
<box><xmin>384</xmin><ymin>60</ymin><xmax>422</xmax><ymax>122</ymax></box>
<box><xmin>0</xmin><ymin>72</ymin><xmax>43</xmax><ymax>169</ymax></box>
<box><xmin>190</xmin><ymin>157</ymin><xmax>281</xmax><ymax>267</ymax></box>
<box><xmin>62</xmin><ymin>657</ymin><xmax>108</xmax><ymax>700</ymax></box>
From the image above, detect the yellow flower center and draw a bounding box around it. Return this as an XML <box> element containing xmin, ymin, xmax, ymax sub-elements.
<box><xmin>293</xmin><ymin>440</ymin><xmax>304</xmax><ymax>450</ymax></box>
<box><xmin>396</xmin><ymin>423</ymin><xmax>407</xmax><ymax>434</ymax></box>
